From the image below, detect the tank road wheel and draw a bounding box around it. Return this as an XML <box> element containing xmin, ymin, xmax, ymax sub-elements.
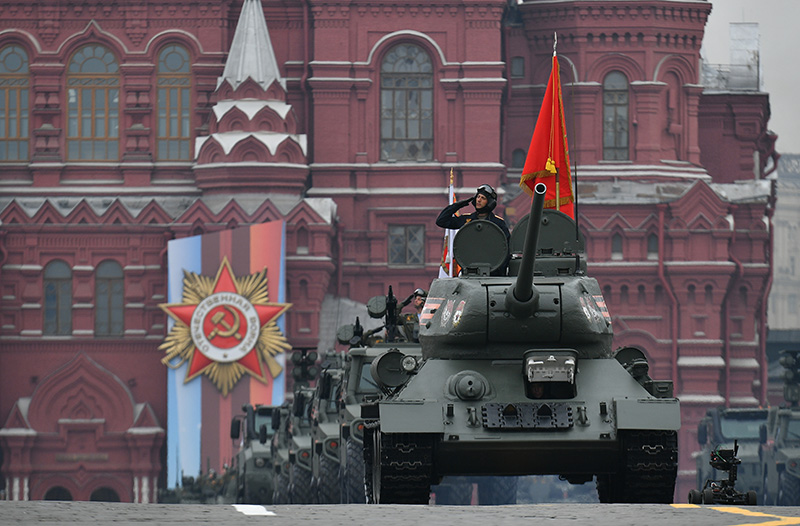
<box><xmin>273</xmin><ymin>470</ymin><xmax>289</xmax><ymax>504</ymax></box>
<box><xmin>702</xmin><ymin>488</ymin><xmax>715</xmax><ymax>504</ymax></box>
<box><xmin>317</xmin><ymin>454</ymin><xmax>340</xmax><ymax>504</ymax></box>
<box><xmin>365</xmin><ymin>425</ymin><xmax>434</xmax><ymax>504</ymax></box>
<box><xmin>688</xmin><ymin>489</ymin><xmax>702</xmax><ymax>504</ymax></box>
<box><xmin>344</xmin><ymin>437</ymin><xmax>366</xmax><ymax>503</ymax></box>
<box><xmin>596</xmin><ymin>430</ymin><xmax>678</xmax><ymax>503</ymax></box>
<box><xmin>289</xmin><ymin>464</ymin><xmax>313</xmax><ymax>504</ymax></box>
<box><xmin>477</xmin><ymin>476</ymin><xmax>518</xmax><ymax>505</ymax></box>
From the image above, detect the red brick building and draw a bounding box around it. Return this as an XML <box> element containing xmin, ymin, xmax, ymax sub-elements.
<box><xmin>0</xmin><ymin>0</ymin><xmax>775</xmax><ymax>501</ymax></box>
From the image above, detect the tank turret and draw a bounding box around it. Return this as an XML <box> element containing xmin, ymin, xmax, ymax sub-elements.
<box><xmin>420</xmin><ymin>182</ymin><xmax>611</xmax><ymax>360</ymax></box>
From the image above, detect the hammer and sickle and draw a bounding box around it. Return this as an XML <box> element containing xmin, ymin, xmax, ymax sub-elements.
<box><xmin>207</xmin><ymin>305</ymin><xmax>243</xmax><ymax>341</ymax></box>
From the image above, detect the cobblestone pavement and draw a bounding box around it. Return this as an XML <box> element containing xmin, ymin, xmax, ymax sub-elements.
<box><xmin>2</xmin><ymin>502</ymin><xmax>800</xmax><ymax>526</ymax></box>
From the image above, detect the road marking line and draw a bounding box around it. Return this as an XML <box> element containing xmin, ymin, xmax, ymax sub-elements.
<box><xmin>670</xmin><ymin>504</ymin><xmax>800</xmax><ymax>526</ymax></box>
<box><xmin>709</xmin><ymin>506</ymin><xmax>800</xmax><ymax>525</ymax></box>
<box><xmin>232</xmin><ymin>504</ymin><xmax>276</xmax><ymax>516</ymax></box>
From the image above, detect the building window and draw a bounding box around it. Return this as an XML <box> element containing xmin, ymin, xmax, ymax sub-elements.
<box><xmin>0</xmin><ymin>45</ymin><xmax>29</xmax><ymax>161</ymax></box>
<box><xmin>157</xmin><ymin>44</ymin><xmax>191</xmax><ymax>160</ymax></box>
<box><xmin>67</xmin><ymin>45</ymin><xmax>119</xmax><ymax>160</ymax></box>
<box><xmin>603</xmin><ymin>71</ymin><xmax>629</xmax><ymax>160</ymax></box>
<box><xmin>388</xmin><ymin>225</ymin><xmax>424</xmax><ymax>265</ymax></box>
<box><xmin>44</xmin><ymin>260</ymin><xmax>72</xmax><ymax>335</ymax></box>
<box><xmin>511</xmin><ymin>56</ymin><xmax>525</xmax><ymax>78</ymax></box>
<box><xmin>512</xmin><ymin>148</ymin><xmax>526</xmax><ymax>169</ymax></box>
<box><xmin>95</xmin><ymin>260</ymin><xmax>124</xmax><ymax>336</ymax></box>
<box><xmin>611</xmin><ymin>233</ymin><xmax>623</xmax><ymax>260</ymax></box>
<box><xmin>647</xmin><ymin>233</ymin><xmax>658</xmax><ymax>260</ymax></box>
<box><xmin>380</xmin><ymin>43</ymin><xmax>433</xmax><ymax>161</ymax></box>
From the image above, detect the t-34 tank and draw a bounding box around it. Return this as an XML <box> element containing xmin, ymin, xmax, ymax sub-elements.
<box><xmin>363</xmin><ymin>183</ymin><xmax>680</xmax><ymax>504</ymax></box>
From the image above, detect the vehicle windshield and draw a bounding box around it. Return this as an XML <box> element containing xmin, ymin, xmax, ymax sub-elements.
<box><xmin>719</xmin><ymin>414</ymin><xmax>765</xmax><ymax>441</ymax></box>
<box><xmin>255</xmin><ymin>411</ymin><xmax>275</xmax><ymax>438</ymax></box>
<box><xmin>786</xmin><ymin>418</ymin><xmax>800</xmax><ymax>443</ymax></box>
<box><xmin>356</xmin><ymin>362</ymin><xmax>379</xmax><ymax>395</ymax></box>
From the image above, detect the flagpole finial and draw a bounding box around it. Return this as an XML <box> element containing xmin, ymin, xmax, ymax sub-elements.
<box><xmin>553</xmin><ymin>32</ymin><xmax>557</xmax><ymax>57</ymax></box>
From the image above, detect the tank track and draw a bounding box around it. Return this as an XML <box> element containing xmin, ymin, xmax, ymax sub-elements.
<box><xmin>597</xmin><ymin>429</ymin><xmax>678</xmax><ymax>503</ymax></box>
<box><xmin>364</xmin><ymin>422</ymin><xmax>435</xmax><ymax>504</ymax></box>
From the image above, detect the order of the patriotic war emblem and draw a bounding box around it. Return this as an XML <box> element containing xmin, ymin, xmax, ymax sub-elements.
<box><xmin>158</xmin><ymin>257</ymin><xmax>291</xmax><ymax>396</ymax></box>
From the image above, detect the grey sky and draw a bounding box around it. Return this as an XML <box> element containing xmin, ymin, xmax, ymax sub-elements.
<box><xmin>702</xmin><ymin>0</ymin><xmax>800</xmax><ymax>155</ymax></box>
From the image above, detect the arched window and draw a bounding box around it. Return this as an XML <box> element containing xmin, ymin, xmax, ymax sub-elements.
<box><xmin>603</xmin><ymin>71</ymin><xmax>629</xmax><ymax>160</ymax></box>
<box><xmin>611</xmin><ymin>233</ymin><xmax>623</xmax><ymax>260</ymax></box>
<box><xmin>157</xmin><ymin>44</ymin><xmax>191</xmax><ymax>160</ymax></box>
<box><xmin>67</xmin><ymin>45</ymin><xmax>119</xmax><ymax>160</ymax></box>
<box><xmin>647</xmin><ymin>233</ymin><xmax>658</xmax><ymax>260</ymax></box>
<box><xmin>296</xmin><ymin>227</ymin><xmax>309</xmax><ymax>255</ymax></box>
<box><xmin>637</xmin><ymin>284</ymin><xmax>646</xmax><ymax>304</ymax></box>
<box><xmin>95</xmin><ymin>260</ymin><xmax>124</xmax><ymax>336</ymax></box>
<box><xmin>380</xmin><ymin>43</ymin><xmax>433</xmax><ymax>161</ymax></box>
<box><xmin>90</xmin><ymin>487</ymin><xmax>120</xmax><ymax>502</ymax></box>
<box><xmin>0</xmin><ymin>45</ymin><xmax>29</xmax><ymax>161</ymax></box>
<box><xmin>512</xmin><ymin>148</ymin><xmax>526</xmax><ymax>169</ymax></box>
<box><xmin>44</xmin><ymin>260</ymin><xmax>72</xmax><ymax>335</ymax></box>
<box><xmin>44</xmin><ymin>486</ymin><xmax>73</xmax><ymax>501</ymax></box>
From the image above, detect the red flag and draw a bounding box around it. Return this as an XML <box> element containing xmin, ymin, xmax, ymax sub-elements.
<box><xmin>520</xmin><ymin>54</ymin><xmax>574</xmax><ymax>219</ymax></box>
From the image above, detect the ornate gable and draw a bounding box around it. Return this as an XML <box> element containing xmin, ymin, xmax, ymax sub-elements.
<box><xmin>27</xmin><ymin>353</ymin><xmax>135</xmax><ymax>434</ymax></box>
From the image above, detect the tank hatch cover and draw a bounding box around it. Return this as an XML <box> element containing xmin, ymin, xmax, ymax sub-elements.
<box><xmin>452</xmin><ymin>220</ymin><xmax>508</xmax><ymax>275</ymax></box>
<box><xmin>510</xmin><ymin>209</ymin><xmax>585</xmax><ymax>255</ymax></box>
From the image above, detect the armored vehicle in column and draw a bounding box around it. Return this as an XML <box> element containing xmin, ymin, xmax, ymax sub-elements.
<box><xmin>309</xmin><ymin>353</ymin><xmax>346</xmax><ymax>503</ymax></box>
<box><xmin>286</xmin><ymin>385</ymin><xmax>316</xmax><ymax>504</ymax></box>
<box><xmin>363</xmin><ymin>183</ymin><xmax>681</xmax><ymax>504</ymax></box>
<box><xmin>335</xmin><ymin>289</ymin><xmax>424</xmax><ymax>503</ymax></box>
<box><xmin>695</xmin><ymin>407</ymin><xmax>767</xmax><ymax>498</ymax></box>
<box><xmin>269</xmin><ymin>402</ymin><xmax>292</xmax><ymax>504</ymax></box>
<box><xmin>760</xmin><ymin>349</ymin><xmax>800</xmax><ymax>505</ymax></box>
<box><xmin>229</xmin><ymin>404</ymin><xmax>277</xmax><ymax>504</ymax></box>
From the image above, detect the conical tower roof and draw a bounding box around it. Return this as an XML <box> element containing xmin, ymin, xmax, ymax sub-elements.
<box><xmin>217</xmin><ymin>0</ymin><xmax>286</xmax><ymax>92</ymax></box>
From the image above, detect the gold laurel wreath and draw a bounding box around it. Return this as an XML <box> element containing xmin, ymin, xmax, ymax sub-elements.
<box><xmin>159</xmin><ymin>267</ymin><xmax>291</xmax><ymax>396</ymax></box>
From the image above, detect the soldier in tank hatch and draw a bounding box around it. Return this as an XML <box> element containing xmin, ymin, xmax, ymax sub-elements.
<box><xmin>436</xmin><ymin>183</ymin><xmax>510</xmax><ymax>239</ymax></box>
<box><xmin>436</xmin><ymin>184</ymin><xmax>510</xmax><ymax>275</ymax></box>
<box><xmin>399</xmin><ymin>288</ymin><xmax>427</xmax><ymax>342</ymax></box>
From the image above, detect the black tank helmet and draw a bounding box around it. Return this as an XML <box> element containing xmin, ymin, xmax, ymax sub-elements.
<box><xmin>475</xmin><ymin>183</ymin><xmax>497</xmax><ymax>214</ymax></box>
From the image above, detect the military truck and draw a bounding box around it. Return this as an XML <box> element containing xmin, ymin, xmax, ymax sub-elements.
<box><xmin>229</xmin><ymin>404</ymin><xmax>277</xmax><ymax>504</ymax></box>
<box><xmin>695</xmin><ymin>407</ymin><xmax>767</xmax><ymax>497</ymax></box>
<box><xmin>362</xmin><ymin>183</ymin><xmax>680</xmax><ymax>504</ymax></box>
<box><xmin>760</xmin><ymin>349</ymin><xmax>800</xmax><ymax>505</ymax></box>
<box><xmin>310</xmin><ymin>353</ymin><xmax>346</xmax><ymax>503</ymax></box>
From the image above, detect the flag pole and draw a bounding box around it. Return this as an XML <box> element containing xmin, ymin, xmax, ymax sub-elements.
<box><xmin>553</xmin><ymin>32</ymin><xmax>559</xmax><ymax>212</ymax></box>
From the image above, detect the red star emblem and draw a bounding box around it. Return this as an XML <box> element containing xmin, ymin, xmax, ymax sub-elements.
<box><xmin>160</xmin><ymin>258</ymin><xmax>290</xmax><ymax>386</ymax></box>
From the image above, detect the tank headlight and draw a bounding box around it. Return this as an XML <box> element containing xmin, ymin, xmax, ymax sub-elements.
<box><xmin>254</xmin><ymin>457</ymin><xmax>267</xmax><ymax>468</ymax></box>
<box><xmin>401</xmin><ymin>355</ymin><xmax>417</xmax><ymax>372</ymax></box>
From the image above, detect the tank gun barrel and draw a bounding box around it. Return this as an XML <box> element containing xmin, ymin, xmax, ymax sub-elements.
<box><xmin>505</xmin><ymin>182</ymin><xmax>547</xmax><ymax>319</ymax></box>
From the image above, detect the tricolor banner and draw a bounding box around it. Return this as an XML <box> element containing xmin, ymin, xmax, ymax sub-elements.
<box><xmin>162</xmin><ymin>222</ymin><xmax>290</xmax><ymax>487</ymax></box>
